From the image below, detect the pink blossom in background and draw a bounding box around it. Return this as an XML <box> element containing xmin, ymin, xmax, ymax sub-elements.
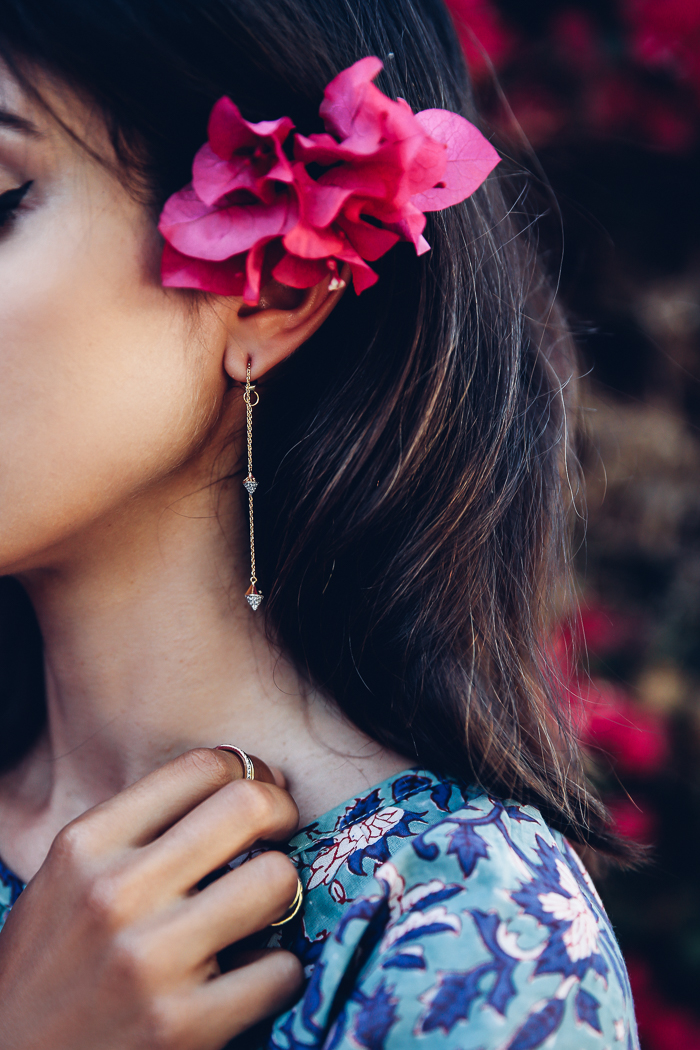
<box><xmin>549</xmin><ymin>603</ymin><xmax>668</xmax><ymax>778</ymax></box>
<box><xmin>548</xmin><ymin>600</ymin><xmax>645</xmax><ymax>684</ymax></box>
<box><xmin>606</xmin><ymin>796</ymin><xmax>657</xmax><ymax>844</ymax></box>
<box><xmin>572</xmin><ymin>599</ymin><xmax>647</xmax><ymax>658</ymax></box>
<box><xmin>444</xmin><ymin>0</ymin><xmax>516</xmax><ymax>81</ymax></box>
<box><xmin>551</xmin><ymin>9</ymin><xmax>601</xmax><ymax>73</ymax></box>
<box><xmin>587</xmin><ymin>71</ymin><xmax>697</xmax><ymax>152</ymax></box>
<box><xmin>623</xmin><ymin>0</ymin><xmax>700</xmax><ymax>97</ymax></box>
<box><xmin>628</xmin><ymin>958</ymin><xmax>700</xmax><ymax>1050</ymax></box>
<box><xmin>573</xmin><ymin>679</ymin><xmax>669</xmax><ymax>776</ymax></box>
<box><xmin>504</xmin><ymin>86</ymin><xmax>570</xmax><ymax>149</ymax></box>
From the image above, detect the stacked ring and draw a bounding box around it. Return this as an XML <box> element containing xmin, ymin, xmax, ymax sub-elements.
<box><xmin>214</xmin><ymin>744</ymin><xmax>302</xmax><ymax>925</ymax></box>
<box><xmin>216</xmin><ymin>744</ymin><xmax>255</xmax><ymax>780</ymax></box>
<box><xmin>270</xmin><ymin>878</ymin><xmax>304</xmax><ymax>927</ymax></box>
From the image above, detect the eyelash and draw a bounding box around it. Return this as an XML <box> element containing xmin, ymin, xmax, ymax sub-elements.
<box><xmin>0</xmin><ymin>180</ymin><xmax>33</xmax><ymax>229</ymax></box>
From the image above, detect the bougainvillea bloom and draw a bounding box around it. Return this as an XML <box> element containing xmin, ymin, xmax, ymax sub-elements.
<box><xmin>159</xmin><ymin>100</ymin><xmax>299</xmax><ymax>303</ymax></box>
<box><xmin>572</xmin><ymin>679</ymin><xmax>669</xmax><ymax>776</ymax></box>
<box><xmin>443</xmin><ymin>0</ymin><xmax>517</xmax><ymax>81</ymax></box>
<box><xmin>159</xmin><ymin>56</ymin><xmax>500</xmax><ymax>303</ymax></box>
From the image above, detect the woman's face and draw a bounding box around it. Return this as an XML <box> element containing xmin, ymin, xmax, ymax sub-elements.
<box><xmin>0</xmin><ymin>67</ymin><xmax>232</xmax><ymax>575</ymax></box>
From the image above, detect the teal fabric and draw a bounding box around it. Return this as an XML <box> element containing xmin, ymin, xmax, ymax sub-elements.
<box><xmin>0</xmin><ymin>770</ymin><xmax>639</xmax><ymax>1049</ymax></box>
<box><xmin>0</xmin><ymin>858</ymin><xmax>20</xmax><ymax>931</ymax></box>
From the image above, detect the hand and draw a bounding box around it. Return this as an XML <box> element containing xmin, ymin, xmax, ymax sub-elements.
<box><xmin>0</xmin><ymin>748</ymin><xmax>303</xmax><ymax>1049</ymax></box>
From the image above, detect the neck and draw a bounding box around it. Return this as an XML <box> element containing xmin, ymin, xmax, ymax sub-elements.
<box><xmin>0</xmin><ymin>466</ymin><xmax>409</xmax><ymax>880</ymax></box>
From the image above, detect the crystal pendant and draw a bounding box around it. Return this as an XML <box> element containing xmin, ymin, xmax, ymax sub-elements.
<box><xmin>243</xmin><ymin>476</ymin><xmax>258</xmax><ymax>495</ymax></box>
<box><xmin>245</xmin><ymin>584</ymin><xmax>263</xmax><ymax>611</ymax></box>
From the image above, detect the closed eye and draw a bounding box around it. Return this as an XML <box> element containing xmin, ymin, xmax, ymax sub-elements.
<box><xmin>0</xmin><ymin>180</ymin><xmax>33</xmax><ymax>229</ymax></box>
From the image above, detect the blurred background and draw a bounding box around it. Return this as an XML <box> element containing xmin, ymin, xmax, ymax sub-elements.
<box><xmin>447</xmin><ymin>0</ymin><xmax>700</xmax><ymax>1045</ymax></box>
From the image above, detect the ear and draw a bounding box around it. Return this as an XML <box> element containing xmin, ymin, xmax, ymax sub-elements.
<box><xmin>221</xmin><ymin>267</ymin><xmax>349</xmax><ymax>383</ymax></box>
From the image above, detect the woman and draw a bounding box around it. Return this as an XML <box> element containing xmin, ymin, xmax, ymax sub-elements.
<box><xmin>0</xmin><ymin>0</ymin><xmax>638</xmax><ymax>1047</ymax></box>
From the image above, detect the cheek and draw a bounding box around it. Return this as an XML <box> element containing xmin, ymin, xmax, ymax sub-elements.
<box><xmin>0</xmin><ymin>181</ymin><xmax>222</xmax><ymax>569</ymax></box>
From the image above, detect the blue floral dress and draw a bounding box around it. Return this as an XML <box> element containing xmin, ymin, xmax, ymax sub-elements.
<box><xmin>0</xmin><ymin>770</ymin><xmax>638</xmax><ymax>1049</ymax></box>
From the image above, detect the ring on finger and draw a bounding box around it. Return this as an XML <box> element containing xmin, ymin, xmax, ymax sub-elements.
<box><xmin>216</xmin><ymin>744</ymin><xmax>255</xmax><ymax>780</ymax></box>
<box><xmin>270</xmin><ymin>877</ymin><xmax>304</xmax><ymax>927</ymax></box>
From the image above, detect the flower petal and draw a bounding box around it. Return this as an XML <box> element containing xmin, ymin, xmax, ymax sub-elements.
<box><xmin>334</xmin><ymin>244</ymin><xmax>379</xmax><ymax>293</ymax></box>
<box><xmin>160</xmin><ymin>242</ymin><xmax>246</xmax><ymax>296</ymax></box>
<box><xmin>319</xmin><ymin>56</ymin><xmax>385</xmax><ymax>144</ymax></box>
<box><xmin>383</xmin><ymin>201</ymin><xmax>428</xmax><ymax>254</ymax></box>
<box><xmin>336</xmin><ymin>213</ymin><xmax>400</xmax><ymax>261</ymax></box>
<box><xmin>243</xmin><ymin>239</ymin><xmax>272</xmax><ymax>304</ymax></box>
<box><xmin>162</xmin><ymin>193</ymin><xmax>297</xmax><ymax>261</ymax></box>
<box><xmin>293</xmin><ymin>162</ymin><xmax>354</xmax><ymax>228</ymax></box>
<box><xmin>208</xmin><ymin>96</ymin><xmax>294</xmax><ymax>161</ymax></box>
<box><xmin>159</xmin><ymin>184</ymin><xmax>213</xmax><ymax>228</ymax></box>
<box><xmin>272</xmin><ymin>252</ymin><xmax>330</xmax><ymax>289</ymax></box>
<box><xmin>411</xmin><ymin>110</ymin><xmax>500</xmax><ymax>210</ymax></box>
<box><xmin>283</xmin><ymin>220</ymin><xmax>346</xmax><ymax>260</ymax></box>
<box><xmin>192</xmin><ymin>143</ymin><xmax>260</xmax><ymax>206</ymax></box>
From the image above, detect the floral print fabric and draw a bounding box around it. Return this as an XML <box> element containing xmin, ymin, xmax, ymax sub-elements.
<box><xmin>0</xmin><ymin>857</ymin><xmax>21</xmax><ymax>930</ymax></box>
<box><xmin>0</xmin><ymin>769</ymin><xmax>638</xmax><ymax>1049</ymax></box>
<box><xmin>271</xmin><ymin>771</ymin><xmax>638</xmax><ymax>1050</ymax></box>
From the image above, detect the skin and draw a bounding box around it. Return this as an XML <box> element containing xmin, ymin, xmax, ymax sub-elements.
<box><xmin>0</xmin><ymin>67</ymin><xmax>410</xmax><ymax>1047</ymax></box>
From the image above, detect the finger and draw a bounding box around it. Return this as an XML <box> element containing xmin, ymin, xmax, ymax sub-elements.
<box><xmin>65</xmin><ymin>748</ymin><xmax>260</xmax><ymax>852</ymax></box>
<box><xmin>188</xmin><ymin>950</ymin><xmax>303</xmax><ymax>1049</ymax></box>
<box><xmin>268</xmin><ymin>764</ymin><xmax>286</xmax><ymax>788</ymax></box>
<box><xmin>221</xmin><ymin>947</ymin><xmax>277</xmax><ymax>970</ymax></box>
<box><xmin>248</xmin><ymin>754</ymin><xmax>278</xmax><ymax>785</ymax></box>
<box><xmin>138</xmin><ymin>778</ymin><xmax>299</xmax><ymax>894</ymax></box>
<box><xmin>162</xmin><ymin>852</ymin><xmax>300</xmax><ymax>963</ymax></box>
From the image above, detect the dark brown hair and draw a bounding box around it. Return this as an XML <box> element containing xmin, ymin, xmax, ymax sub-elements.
<box><xmin>0</xmin><ymin>0</ymin><xmax>630</xmax><ymax>859</ymax></box>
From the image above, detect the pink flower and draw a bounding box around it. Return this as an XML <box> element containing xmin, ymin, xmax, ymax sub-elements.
<box><xmin>444</xmin><ymin>0</ymin><xmax>516</xmax><ymax>81</ymax></box>
<box><xmin>607</xmin><ymin>797</ymin><xmax>657</xmax><ymax>844</ymax></box>
<box><xmin>286</xmin><ymin>57</ymin><xmax>499</xmax><ymax>291</ymax></box>
<box><xmin>159</xmin><ymin>98</ymin><xmax>298</xmax><ymax>302</ymax></box>
<box><xmin>578</xmin><ymin>601</ymin><xmax>646</xmax><ymax>658</ymax></box>
<box><xmin>159</xmin><ymin>57</ymin><xmax>500</xmax><ymax>303</ymax></box>
<box><xmin>628</xmin><ymin>957</ymin><xmax>700</xmax><ymax>1050</ymax></box>
<box><xmin>573</xmin><ymin>679</ymin><xmax>669</xmax><ymax>776</ymax></box>
<box><xmin>623</xmin><ymin>0</ymin><xmax>700</xmax><ymax>100</ymax></box>
<box><xmin>551</xmin><ymin>10</ymin><xmax>601</xmax><ymax>73</ymax></box>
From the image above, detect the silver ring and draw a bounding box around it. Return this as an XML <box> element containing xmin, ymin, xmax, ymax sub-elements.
<box><xmin>216</xmin><ymin>744</ymin><xmax>255</xmax><ymax>780</ymax></box>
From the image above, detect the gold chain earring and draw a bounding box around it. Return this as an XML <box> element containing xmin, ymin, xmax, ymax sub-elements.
<box><xmin>243</xmin><ymin>362</ymin><xmax>263</xmax><ymax>611</ymax></box>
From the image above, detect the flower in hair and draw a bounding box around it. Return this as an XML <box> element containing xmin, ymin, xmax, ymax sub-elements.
<box><xmin>159</xmin><ymin>57</ymin><xmax>500</xmax><ymax>303</ymax></box>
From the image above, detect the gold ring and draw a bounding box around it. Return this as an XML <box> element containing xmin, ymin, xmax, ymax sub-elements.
<box><xmin>270</xmin><ymin>878</ymin><xmax>303</xmax><ymax>926</ymax></box>
<box><xmin>216</xmin><ymin>744</ymin><xmax>255</xmax><ymax>780</ymax></box>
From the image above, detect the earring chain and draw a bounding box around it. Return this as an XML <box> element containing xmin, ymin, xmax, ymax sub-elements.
<box><xmin>244</xmin><ymin>362</ymin><xmax>259</xmax><ymax>589</ymax></box>
<box><xmin>242</xmin><ymin>363</ymin><xmax>261</xmax><ymax>609</ymax></box>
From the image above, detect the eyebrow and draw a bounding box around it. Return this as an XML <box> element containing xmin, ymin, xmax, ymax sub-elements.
<box><xmin>0</xmin><ymin>108</ymin><xmax>41</xmax><ymax>135</ymax></box>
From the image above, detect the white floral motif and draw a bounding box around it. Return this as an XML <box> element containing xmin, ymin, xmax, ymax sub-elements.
<box><xmin>374</xmin><ymin>862</ymin><xmax>461</xmax><ymax>953</ymax></box>
<box><xmin>306</xmin><ymin>807</ymin><xmax>404</xmax><ymax>890</ymax></box>
<box><xmin>376</xmin><ymin>860</ymin><xmax>450</xmax><ymax>922</ymax></box>
<box><xmin>538</xmin><ymin>858</ymin><xmax>600</xmax><ymax>962</ymax></box>
<box><xmin>375</xmin><ymin>860</ymin><xmax>405</xmax><ymax>917</ymax></box>
<box><xmin>496</xmin><ymin>921</ymin><xmax>545</xmax><ymax>961</ymax></box>
<box><xmin>380</xmin><ymin>906</ymin><xmax>461</xmax><ymax>953</ymax></box>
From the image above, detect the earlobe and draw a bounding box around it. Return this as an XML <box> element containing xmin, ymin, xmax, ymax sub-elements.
<box><xmin>222</xmin><ymin>266</ymin><xmax>349</xmax><ymax>383</ymax></box>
